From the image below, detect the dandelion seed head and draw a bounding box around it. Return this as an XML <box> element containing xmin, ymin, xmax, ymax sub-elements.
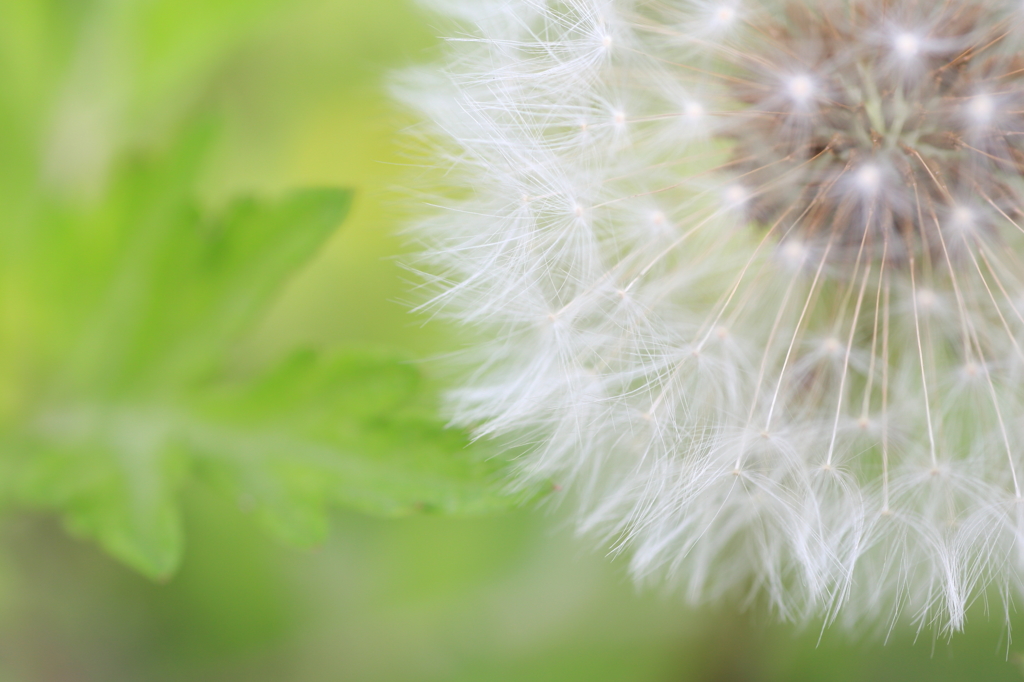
<box><xmin>402</xmin><ymin>0</ymin><xmax>1024</xmax><ymax>632</ymax></box>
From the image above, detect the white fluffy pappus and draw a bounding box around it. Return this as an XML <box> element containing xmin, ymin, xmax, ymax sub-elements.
<box><xmin>397</xmin><ymin>0</ymin><xmax>1024</xmax><ymax>633</ymax></box>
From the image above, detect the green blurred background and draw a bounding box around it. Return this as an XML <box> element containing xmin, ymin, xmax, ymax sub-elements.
<box><xmin>1</xmin><ymin>1</ymin><xmax>1023</xmax><ymax>679</ymax></box>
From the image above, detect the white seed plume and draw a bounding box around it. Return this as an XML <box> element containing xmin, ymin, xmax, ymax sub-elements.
<box><xmin>400</xmin><ymin>0</ymin><xmax>1024</xmax><ymax>632</ymax></box>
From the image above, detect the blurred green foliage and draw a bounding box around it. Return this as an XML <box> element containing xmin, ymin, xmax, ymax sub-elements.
<box><xmin>0</xmin><ymin>0</ymin><xmax>525</xmax><ymax>579</ymax></box>
<box><xmin>1</xmin><ymin>0</ymin><xmax>1024</xmax><ymax>681</ymax></box>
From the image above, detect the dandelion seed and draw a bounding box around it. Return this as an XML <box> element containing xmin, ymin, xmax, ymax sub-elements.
<box><xmin>786</xmin><ymin>74</ymin><xmax>816</xmax><ymax>105</ymax></box>
<box><xmin>401</xmin><ymin>0</ymin><xmax>1024</xmax><ymax>631</ymax></box>
<box><xmin>714</xmin><ymin>6</ymin><xmax>736</xmax><ymax>27</ymax></box>
<box><xmin>893</xmin><ymin>32</ymin><xmax>920</xmax><ymax>60</ymax></box>
<box><xmin>968</xmin><ymin>95</ymin><xmax>996</xmax><ymax>125</ymax></box>
<box><xmin>854</xmin><ymin>164</ymin><xmax>882</xmax><ymax>194</ymax></box>
<box><xmin>722</xmin><ymin>183</ymin><xmax>750</xmax><ymax>209</ymax></box>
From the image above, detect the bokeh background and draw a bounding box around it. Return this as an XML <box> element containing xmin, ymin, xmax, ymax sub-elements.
<box><xmin>2</xmin><ymin>1</ymin><xmax>1024</xmax><ymax>679</ymax></box>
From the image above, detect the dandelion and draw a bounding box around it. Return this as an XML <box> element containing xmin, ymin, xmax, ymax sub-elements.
<box><xmin>401</xmin><ymin>0</ymin><xmax>1024</xmax><ymax>632</ymax></box>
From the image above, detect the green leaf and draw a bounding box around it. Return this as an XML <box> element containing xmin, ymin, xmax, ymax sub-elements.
<box><xmin>188</xmin><ymin>351</ymin><xmax>523</xmax><ymax>547</ymax></box>
<box><xmin>0</xmin><ymin>123</ymin><xmax>531</xmax><ymax>580</ymax></box>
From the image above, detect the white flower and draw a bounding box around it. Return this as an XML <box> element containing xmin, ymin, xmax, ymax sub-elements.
<box><xmin>399</xmin><ymin>0</ymin><xmax>1024</xmax><ymax>632</ymax></box>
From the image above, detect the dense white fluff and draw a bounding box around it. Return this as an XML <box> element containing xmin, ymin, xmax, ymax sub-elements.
<box><xmin>399</xmin><ymin>0</ymin><xmax>1024</xmax><ymax>632</ymax></box>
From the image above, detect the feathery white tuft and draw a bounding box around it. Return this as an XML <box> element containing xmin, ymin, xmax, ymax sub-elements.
<box><xmin>399</xmin><ymin>0</ymin><xmax>1024</xmax><ymax>632</ymax></box>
